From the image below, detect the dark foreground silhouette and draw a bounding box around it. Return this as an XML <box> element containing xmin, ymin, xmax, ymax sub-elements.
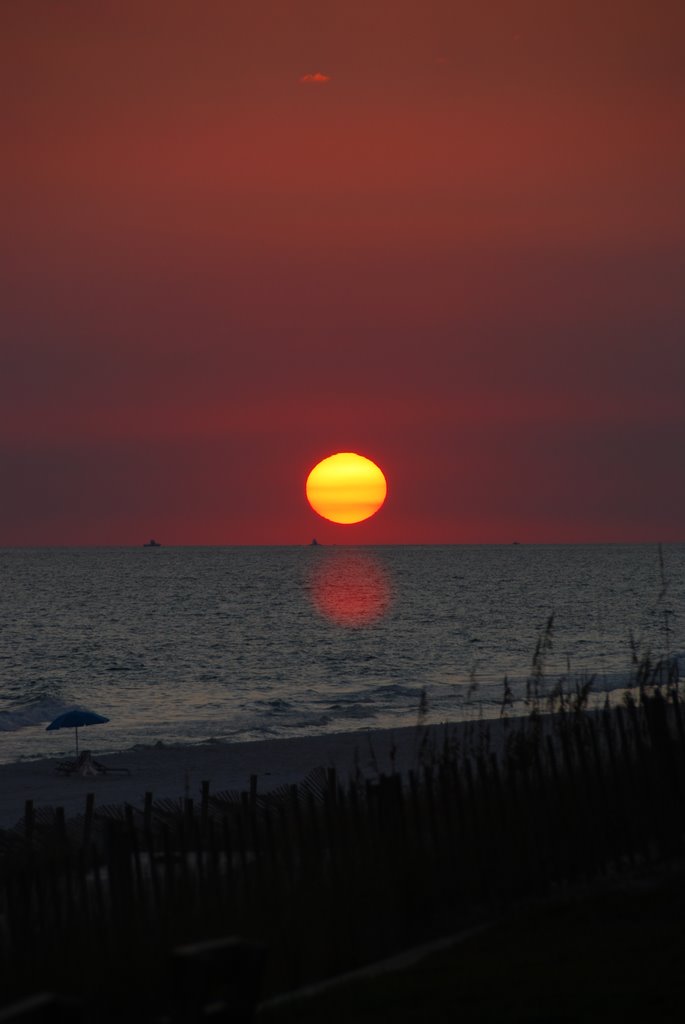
<box><xmin>1</xmin><ymin>683</ymin><xmax>685</xmax><ymax>1021</ymax></box>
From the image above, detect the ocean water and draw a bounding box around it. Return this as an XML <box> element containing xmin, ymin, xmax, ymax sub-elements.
<box><xmin>1</xmin><ymin>544</ymin><xmax>683</xmax><ymax>764</ymax></box>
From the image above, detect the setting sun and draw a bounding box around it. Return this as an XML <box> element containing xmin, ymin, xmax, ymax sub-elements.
<box><xmin>306</xmin><ymin>453</ymin><xmax>387</xmax><ymax>524</ymax></box>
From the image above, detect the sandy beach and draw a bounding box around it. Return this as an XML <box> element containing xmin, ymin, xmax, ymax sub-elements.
<box><xmin>0</xmin><ymin>721</ymin><xmax>495</xmax><ymax>831</ymax></box>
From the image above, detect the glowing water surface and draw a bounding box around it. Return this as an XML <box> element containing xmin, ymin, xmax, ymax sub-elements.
<box><xmin>0</xmin><ymin>544</ymin><xmax>683</xmax><ymax>763</ymax></box>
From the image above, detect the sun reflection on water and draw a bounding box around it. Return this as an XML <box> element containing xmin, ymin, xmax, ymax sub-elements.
<box><xmin>307</xmin><ymin>550</ymin><xmax>393</xmax><ymax>627</ymax></box>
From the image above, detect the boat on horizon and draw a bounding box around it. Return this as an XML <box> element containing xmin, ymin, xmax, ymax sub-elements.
<box><xmin>143</xmin><ymin>539</ymin><xmax>161</xmax><ymax>547</ymax></box>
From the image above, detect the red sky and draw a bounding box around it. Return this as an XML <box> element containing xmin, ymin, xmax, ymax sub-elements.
<box><xmin>2</xmin><ymin>1</ymin><xmax>684</xmax><ymax>545</ymax></box>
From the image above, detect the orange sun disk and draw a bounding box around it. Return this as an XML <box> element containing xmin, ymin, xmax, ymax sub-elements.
<box><xmin>306</xmin><ymin>453</ymin><xmax>387</xmax><ymax>525</ymax></box>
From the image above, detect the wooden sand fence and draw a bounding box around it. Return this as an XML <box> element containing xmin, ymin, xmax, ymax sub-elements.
<box><xmin>2</xmin><ymin>691</ymin><xmax>685</xmax><ymax>1017</ymax></box>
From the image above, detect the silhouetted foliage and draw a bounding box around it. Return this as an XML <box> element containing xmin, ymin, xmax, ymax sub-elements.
<box><xmin>1</xmin><ymin>664</ymin><xmax>684</xmax><ymax>1020</ymax></box>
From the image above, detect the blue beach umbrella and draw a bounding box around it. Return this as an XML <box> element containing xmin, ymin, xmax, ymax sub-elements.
<box><xmin>46</xmin><ymin>708</ymin><xmax>110</xmax><ymax>757</ymax></box>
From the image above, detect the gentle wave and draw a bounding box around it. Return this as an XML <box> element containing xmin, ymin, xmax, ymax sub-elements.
<box><xmin>0</xmin><ymin>698</ymin><xmax>80</xmax><ymax>733</ymax></box>
<box><xmin>0</xmin><ymin>545</ymin><xmax>683</xmax><ymax>763</ymax></box>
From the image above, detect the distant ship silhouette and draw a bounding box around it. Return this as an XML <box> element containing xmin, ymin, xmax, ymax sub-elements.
<box><xmin>143</xmin><ymin>539</ymin><xmax>161</xmax><ymax>547</ymax></box>
<box><xmin>310</xmin><ymin>538</ymin><xmax>320</xmax><ymax>546</ymax></box>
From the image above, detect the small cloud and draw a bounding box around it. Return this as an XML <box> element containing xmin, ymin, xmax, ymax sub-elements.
<box><xmin>299</xmin><ymin>72</ymin><xmax>331</xmax><ymax>84</ymax></box>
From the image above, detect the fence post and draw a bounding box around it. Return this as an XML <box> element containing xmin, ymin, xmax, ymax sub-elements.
<box><xmin>143</xmin><ymin>791</ymin><xmax>153</xmax><ymax>836</ymax></box>
<box><xmin>82</xmin><ymin>793</ymin><xmax>95</xmax><ymax>851</ymax></box>
<box><xmin>54</xmin><ymin>807</ymin><xmax>66</xmax><ymax>846</ymax></box>
<box><xmin>24</xmin><ymin>800</ymin><xmax>34</xmax><ymax>845</ymax></box>
<box><xmin>201</xmin><ymin>780</ymin><xmax>210</xmax><ymax>833</ymax></box>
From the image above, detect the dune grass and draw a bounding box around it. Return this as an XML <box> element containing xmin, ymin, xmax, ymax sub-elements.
<box><xmin>0</xmin><ymin>648</ymin><xmax>684</xmax><ymax>1018</ymax></box>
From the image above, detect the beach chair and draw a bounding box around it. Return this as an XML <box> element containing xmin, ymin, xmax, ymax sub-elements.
<box><xmin>53</xmin><ymin>751</ymin><xmax>98</xmax><ymax>776</ymax></box>
<box><xmin>90</xmin><ymin>756</ymin><xmax>130</xmax><ymax>776</ymax></box>
<box><xmin>54</xmin><ymin>751</ymin><xmax>130</xmax><ymax>776</ymax></box>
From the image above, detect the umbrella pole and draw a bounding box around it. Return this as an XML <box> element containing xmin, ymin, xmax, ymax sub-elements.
<box><xmin>75</xmin><ymin>726</ymin><xmax>79</xmax><ymax>757</ymax></box>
